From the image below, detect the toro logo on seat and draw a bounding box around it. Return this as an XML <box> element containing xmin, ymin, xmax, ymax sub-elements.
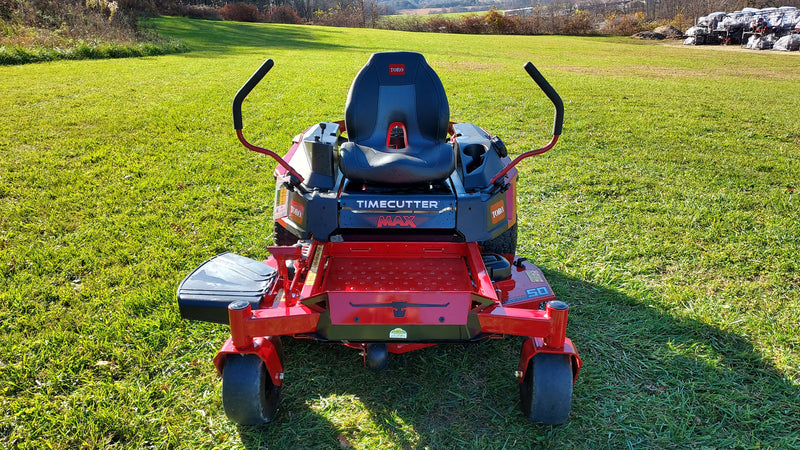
<box><xmin>377</xmin><ymin>215</ymin><xmax>416</xmax><ymax>228</ymax></box>
<box><xmin>388</xmin><ymin>64</ymin><xmax>405</xmax><ymax>76</ymax></box>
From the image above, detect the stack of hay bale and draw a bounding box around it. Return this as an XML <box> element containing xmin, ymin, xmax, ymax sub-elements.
<box><xmin>683</xmin><ymin>7</ymin><xmax>800</xmax><ymax>50</ymax></box>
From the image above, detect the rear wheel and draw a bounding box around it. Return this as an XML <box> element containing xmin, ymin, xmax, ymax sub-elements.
<box><xmin>222</xmin><ymin>353</ymin><xmax>281</xmax><ymax>426</ymax></box>
<box><xmin>273</xmin><ymin>222</ymin><xmax>298</xmax><ymax>246</ymax></box>
<box><xmin>519</xmin><ymin>352</ymin><xmax>573</xmax><ymax>425</ymax></box>
<box><xmin>480</xmin><ymin>223</ymin><xmax>517</xmax><ymax>256</ymax></box>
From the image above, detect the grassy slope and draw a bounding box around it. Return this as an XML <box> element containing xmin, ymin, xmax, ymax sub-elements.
<box><xmin>1</xmin><ymin>17</ymin><xmax>798</xmax><ymax>448</ymax></box>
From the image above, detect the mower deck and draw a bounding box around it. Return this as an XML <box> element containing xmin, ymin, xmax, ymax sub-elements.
<box><xmin>197</xmin><ymin>240</ymin><xmax>581</xmax><ymax>382</ymax></box>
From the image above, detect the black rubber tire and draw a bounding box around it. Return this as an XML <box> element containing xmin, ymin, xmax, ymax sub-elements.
<box><xmin>267</xmin><ymin>335</ymin><xmax>285</xmax><ymax>367</ymax></box>
<box><xmin>480</xmin><ymin>223</ymin><xmax>517</xmax><ymax>256</ymax></box>
<box><xmin>222</xmin><ymin>353</ymin><xmax>281</xmax><ymax>426</ymax></box>
<box><xmin>365</xmin><ymin>343</ymin><xmax>389</xmax><ymax>371</ymax></box>
<box><xmin>273</xmin><ymin>221</ymin><xmax>298</xmax><ymax>246</ymax></box>
<box><xmin>519</xmin><ymin>352</ymin><xmax>573</xmax><ymax>425</ymax></box>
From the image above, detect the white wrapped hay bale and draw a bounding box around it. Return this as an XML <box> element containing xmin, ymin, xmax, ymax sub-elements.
<box><xmin>773</xmin><ymin>34</ymin><xmax>800</xmax><ymax>51</ymax></box>
<box><xmin>745</xmin><ymin>34</ymin><xmax>775</xmax><ymax>50</ymax></box>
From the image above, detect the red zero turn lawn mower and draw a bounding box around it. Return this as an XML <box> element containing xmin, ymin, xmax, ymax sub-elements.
<box><xmin>177</xmin><ymin>52</ymin><xmax>581</xmax><ymax>425</ymax></box>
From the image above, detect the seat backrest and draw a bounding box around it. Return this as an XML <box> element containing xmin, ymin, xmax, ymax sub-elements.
<box><xmin>345</xmin><ymin>52</ymin><xmax>449</xmax><ymax>149</ymax></box>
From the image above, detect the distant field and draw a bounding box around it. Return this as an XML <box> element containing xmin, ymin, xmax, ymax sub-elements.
<box><xmin>1</xmin><ymin>16</ymin><xmax>799</xmax><ymax>449</ymax></box>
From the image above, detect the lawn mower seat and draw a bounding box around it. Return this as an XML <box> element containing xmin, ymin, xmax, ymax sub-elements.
<box><xmin>339</xmin><ymin>52</ymin><xmax>455</xmax><ymax>185</ymax></box>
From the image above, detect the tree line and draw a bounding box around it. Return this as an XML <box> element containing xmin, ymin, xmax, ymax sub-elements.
<box><xmin>4</xmin><ymin>0</ymin><xmax>800</xmax><ymax>41</ymax></box>
<box><xmin>154</xmin><ymin>0</ymin><xmax>795</xmax><ymax>35</ymax></box>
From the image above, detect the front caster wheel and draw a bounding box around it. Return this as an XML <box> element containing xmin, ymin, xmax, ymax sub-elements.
<box><xmin>222</xmin><ymin>353</ymin><xmax>281</xmax><ymax>425</ymax></box>
<box><xmin>519</xmin><ymin>353</ymin><xmax>573</xmax><ymax>425</ymax></box>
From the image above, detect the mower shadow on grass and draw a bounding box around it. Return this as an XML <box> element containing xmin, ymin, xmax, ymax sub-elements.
<box><xmin>230</xmin><ymin>267</ymin><xmax>799</xmax><ymax>448</ymax></box>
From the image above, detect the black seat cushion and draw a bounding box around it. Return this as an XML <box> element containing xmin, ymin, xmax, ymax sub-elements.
<box><xmin>339</xmin><ymin>52</ymin><xmax>455</xmax><ymax>185</ymax></box>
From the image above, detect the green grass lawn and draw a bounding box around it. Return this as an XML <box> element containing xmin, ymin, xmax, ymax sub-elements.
<box><xmin>2</xmin><ymin>17</ymin><xmax>799</xmax><ymax>448</ymax></box>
